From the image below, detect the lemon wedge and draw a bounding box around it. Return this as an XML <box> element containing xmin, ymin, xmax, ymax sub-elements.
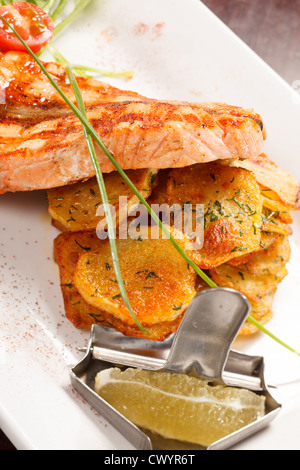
<box><xmin>95</xmin><ymin>367</ymin><xmax>265</xmax><ymax>447</ymax></box>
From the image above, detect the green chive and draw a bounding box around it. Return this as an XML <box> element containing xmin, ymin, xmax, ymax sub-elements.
<box><xmin>48</xmin><ymin>45</ymin><xmax>149</xmax><ymax>335</ymax></box>
<box><xmin>71</xmin><ymin>64</ymin><xmax>134</xmax><ymax>80</ymax></box>
<box><xmin>51</xmin><ymin>0</ymin><xmax>93</xmax><ymax>41</ymax></box>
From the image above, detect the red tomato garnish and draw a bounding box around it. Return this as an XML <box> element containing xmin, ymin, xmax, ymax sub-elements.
<box><xmin>0</xmin><ymin>2</ymin><xmax>54</xmax><ymax>53</ymax></box>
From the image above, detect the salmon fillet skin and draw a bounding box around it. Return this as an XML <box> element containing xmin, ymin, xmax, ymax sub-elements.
<box><xmin>0</xmin><ymin>51</ymin><xmax>266</xmax><ymax>193</ymax></box>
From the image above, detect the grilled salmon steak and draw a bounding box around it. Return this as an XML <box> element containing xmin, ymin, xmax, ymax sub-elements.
<box><xmin>0</xmin><ymin>51</ymin><xmax>266</xmax><ymax>193</ymax></box>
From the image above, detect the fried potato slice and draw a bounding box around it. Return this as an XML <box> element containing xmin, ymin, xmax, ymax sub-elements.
<box><xmin>209</xmin><ymin>257</ymin><xmax>287</xmax><ymax>334</ymax></box>
<box><xmin>262</xmin><ymin>196</ymin><xmax>293</xmax><ymax>224</ymax></box>
<box><xmin>239</xmin><ymin>289</ymin><xmax>276</xmax><ymax>336</ymax></box>
<box><xmin>227</xmin><ymin>153</ymin><xmax>300</xmax><ymax>211</ymax></box>
<box><xmin>54</xmin><ymin>231</ymin><xmax>187</xmax><ymax>340</ymax></box>
<box><xmin>73</xmin><ymin>226</ymin><xmax>197</xmax><ymax>331</ymax></box>
<box><xmin>262</xmin><ymin>207</ymin><xmax>293</xmax><ymax>236</ymax></box>
<box><xmin>209</xmin><ymin>263</ymin><xmax>287</xmax><ymax>303</ymax></box>
<box><xmin>236</xmin><ymin>235</ymin><xmax>291</xmax><ymax>276</ymax></box>
<box><xmin>166</xmin><ymin>163</ymin><xmax>263</xmax><ymax>269</ymax></box>
<box><xmin>54</xmin><ymin>231</ymin><xmax>107</xmax><ymax>329</ymax></box>
<box><xmin>228</xmin><ymin>232</ymin><xmax>279</xmax><ymax>267</ymax></box>
<box><xmin>48</xmin><ymin>169</ymin><xmax>158</xmax><ymax>232</ymax></box>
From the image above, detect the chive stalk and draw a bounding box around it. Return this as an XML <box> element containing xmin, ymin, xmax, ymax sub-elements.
<box><xmin>70</xmin><ymin>64</ymin><xmax>134</xmax><ymax>80</ymax></box>
<box><xmin>51</xmin><ymin>0</ymin><xmax>92</xmax><ymax>41</ymax></box>
<box><xmin>2</xmin><ymin>14</ymin><xmax>300</xmax><ymax>356</ymax></box>
<box><xmin>48</xmin><ymin>45</ymin><xmax>149</xmax><ymax>335</ymax></box>
<box><xmin>49</xmin><ymin>0</ymin><xmax>69</xmax><ymax>22</ymax></box>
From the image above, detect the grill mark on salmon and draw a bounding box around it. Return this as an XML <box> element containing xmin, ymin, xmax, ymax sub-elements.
<box><xmin>0</xmin><ymin>51</ymin><xmax>266</xmax><ymax>193</ymax></box>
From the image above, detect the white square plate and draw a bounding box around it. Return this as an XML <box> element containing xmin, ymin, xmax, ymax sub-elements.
<box><xmin>1</xmin><ymin>0</ymin><xmax>300</xmax><ymax>450</ymax></box>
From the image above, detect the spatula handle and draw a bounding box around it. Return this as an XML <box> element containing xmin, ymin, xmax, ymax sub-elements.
<box><xmin>162</xmin><ymin>288</ymin><xmax>250</xmax><ymax>383</ymax></box>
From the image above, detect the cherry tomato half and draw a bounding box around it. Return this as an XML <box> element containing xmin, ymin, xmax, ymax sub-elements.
<box><xmin>0</xmin><ymin>2</ymin><xmax>54</xmax><ymax>53</ymax></box>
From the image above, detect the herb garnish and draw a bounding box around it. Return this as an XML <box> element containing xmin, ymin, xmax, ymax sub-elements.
<box><xmin>74</xmin><ymin>239</ymin><xmax>91</xmax><ymax>251</ymax></box>
<box><xmin>61</xmin><ymin>283</ymin><xmax>72</xmax><ymax>289</ymax></box>
<box><xmin>231</xmin><ymin>246</ymin><xmax>247</xmax><ymax>253</ymax></box>
<box><xmin>145</xmin><ymin>271</ymin><xmax>162</xmax><ymax>281</ymax></box>
<box><xmin>173</xmin><ymin>303</ymin><xmax>183</xmax><ymax>311</ymax></box>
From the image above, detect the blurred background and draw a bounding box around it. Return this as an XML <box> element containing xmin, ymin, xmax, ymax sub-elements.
<box><xmin>202</xmin><ymin>0</ymin><xmax>300</xmax><ymax>86</ymax></box>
